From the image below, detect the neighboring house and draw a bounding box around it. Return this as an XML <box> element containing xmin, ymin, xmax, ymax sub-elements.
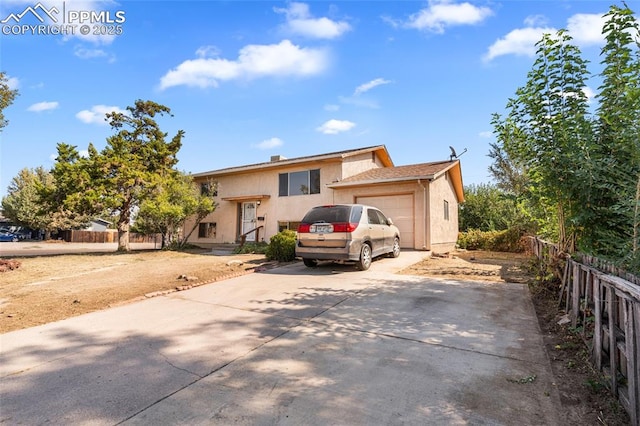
<box><xmin>85</xmin><ymin>218</ymin><xmax>112</xmax><ymax>232</ymax></box>
<box><xmin>185</xmin><ymin>145</ymin><xmax>464</xmax><ymax>253</ymax></box>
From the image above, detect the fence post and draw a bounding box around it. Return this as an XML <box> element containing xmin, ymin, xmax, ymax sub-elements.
<box><xmin>572</xmin><ymin>263</ymin><xmax>581</xmax><ymax>328</ymax></box>
<box><xmin>593</xmin><ymin>275</ymin><xmax>603</xmax><ymax>370</ymax></box>
<box><xmin>625</xmin><ymin>301</ymin><xmax>639</xmax><ymax>426</ymax></box>
<box><xmin>607</xmin><ymin>284</ymin><xmax>618</xmax><ymax>395</ymax></box>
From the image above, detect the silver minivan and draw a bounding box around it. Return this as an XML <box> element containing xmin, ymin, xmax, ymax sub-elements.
<box><xmin>295</xmin><ymin>204</ymin><xmax>401</xmax><ymax>270</ymax></box>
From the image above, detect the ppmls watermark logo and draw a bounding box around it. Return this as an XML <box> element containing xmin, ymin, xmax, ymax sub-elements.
<box><xmin>2</xmin><ymin>2</ymin><xmax>126</xmax><ymax>37</ymax></box>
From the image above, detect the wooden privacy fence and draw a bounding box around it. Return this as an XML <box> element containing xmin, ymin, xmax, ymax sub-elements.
<box><xmin>60</xmin><ymin>230</ymin><xmax>159</xmax><ymax>244</ymax></box>
<box><xmin>528</xmin><ymin>237</ymin><xmax>640</xmax><ymax>425</ymax></box>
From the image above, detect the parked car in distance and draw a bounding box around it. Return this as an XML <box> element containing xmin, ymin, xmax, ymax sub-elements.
<box><xmin>295</xmin><ymin>204</ymin><xmax>400</xmax><ymax>270</ymax></box>
<box><xmin>0</xmin><ymin>232</ymin><xmax>19</xmax><ymax>242</ymax></box>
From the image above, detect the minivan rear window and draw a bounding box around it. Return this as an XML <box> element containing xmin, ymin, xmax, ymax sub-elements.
<box><xmin>302</xmin><ymin>206</ymin><xmax>353</xmax><ymax>223</ymax></box>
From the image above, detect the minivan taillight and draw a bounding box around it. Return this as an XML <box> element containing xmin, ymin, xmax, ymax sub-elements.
<box><xmin>298</xmin><ymin>223</ymin><xmax>311</xmax><ymax>233</ymax></box>
<box><xmin>332</xmin><ymin>222</ymin><xmax>358</xmax><ymax>232</ymax></box>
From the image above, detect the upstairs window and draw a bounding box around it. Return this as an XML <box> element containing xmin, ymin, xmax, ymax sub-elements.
<box><xmin>279</xmin><ymin>169</ymin><xmax>320</xmax><ymax>196</ymax></box>
<box><xmin>444</xmin><ymin>200</ymin><xmax>450</xmax><ymax>221</ymax></box>
<box><xmin>200</xmin><ymin>182</ymin><xmax>217</xmax><ymax>197</ymax></box>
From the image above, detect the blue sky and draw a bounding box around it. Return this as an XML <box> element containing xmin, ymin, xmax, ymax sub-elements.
<box><xmin>0</xmin><ymin>0</ymin><xmax>633</xmax><ymax>198</ymax></box>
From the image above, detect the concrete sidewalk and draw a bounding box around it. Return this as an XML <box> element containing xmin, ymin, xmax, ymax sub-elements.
<box><xmin>0</xmin><ymin>241</ymin><xmax>159</xmax><ymax>257</ymax></box>
<box><xmin>0</xmin><ymin>252</ymin><xmax>563</xmax><ymax>425</ymax></box>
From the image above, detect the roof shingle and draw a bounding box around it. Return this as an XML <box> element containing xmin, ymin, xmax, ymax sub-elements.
<box><xmin>332</xmin><ymin>160</ymin><xmax>457</xmax><ymax>185</ymax></box>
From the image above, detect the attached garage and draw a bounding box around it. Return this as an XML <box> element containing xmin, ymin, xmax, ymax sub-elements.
<box><xmin>356</xmin><ymin>194</ymin><xmax>414</xmax><ymax>249</ymax></box>
<box><xmin>329</xmin><ymin>160</ymin><xmax>464</xmax><ymax>252</ymax></box>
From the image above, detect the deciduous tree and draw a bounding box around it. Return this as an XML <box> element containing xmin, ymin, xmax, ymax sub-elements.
<box><xmin>589</xmin><ymin>3</ymin><xmax>640</xmax><ymax>266</ymax></box>
<box><xmin>0</xmin><ymin>71</ymin><xmax>18</xmax><ymax>131</ymax></box>
<box><xmin>134</xmin><ymin>174</ymin><xmax>217</xmax><ymax>248</ymax></box>
<box><xmin>493</xmin><ymin>30</ymin><xmax>593</xmax><ymax>253</ymax></box>
<box><xmin>1</xmin><ymin>167</ymin><xmax>54</xmax><ymax>234</ymax></box>
<box><xmin>459</xmin><ymin>183</ymin><xmax>531</xmax><ymax>232</ymax></box>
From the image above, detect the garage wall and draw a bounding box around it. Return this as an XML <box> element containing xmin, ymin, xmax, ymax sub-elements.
<box><xmin>428</xmin><ymin>172</ymin><xmax>460</xmax><ymax>252</ymax></box>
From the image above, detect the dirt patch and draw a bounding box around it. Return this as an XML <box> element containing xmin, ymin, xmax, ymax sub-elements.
<box><xmin>0</xmin><ymin>249</ymin><xmax>272</xmax><ymax>333</ymax></box>
<box><xmin>399</xmin><ymin>250</ymin><xmax>531</xmax><ymax>283</ymax></box>
<box><xmin>400</xmin><ymin>250</ymin><xmax>630</xmax><ymax>425</ymax></box>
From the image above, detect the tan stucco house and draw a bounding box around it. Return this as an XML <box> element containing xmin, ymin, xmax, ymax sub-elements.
<box><xmin>185</xmin><ymin>145</ymin><xmax>464</xmax><ymax>253</ymax></box>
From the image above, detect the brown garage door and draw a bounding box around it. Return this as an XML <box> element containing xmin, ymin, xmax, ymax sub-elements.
<box><xmin>356</xmin><ymin>194</ymin><xmax>414</xmax><ymax>249</ymax></box>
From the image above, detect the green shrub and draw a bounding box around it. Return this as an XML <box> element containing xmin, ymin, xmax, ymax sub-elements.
<box><xmin>457</xmin><ymin>228</ymin><xmax>526</xmax><ymax>252</ymax></box>
<box><xmin>265</xmin><ymin>229</ymin><xmax>297</xmax><ymax>261</ymax></box>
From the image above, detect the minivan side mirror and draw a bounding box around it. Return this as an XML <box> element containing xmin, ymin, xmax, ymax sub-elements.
<box><xmin>387</xmin><ymin>218</ymin><xmax>394</xmax><ymax>226</ymax></box>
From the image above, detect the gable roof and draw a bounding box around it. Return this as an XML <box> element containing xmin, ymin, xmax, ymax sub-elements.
<box><xmin>192</xmin><ymin>145</ymin><xmax>393</xmax><ymax>178</ymax></box>
<box><xmin>329</xmin><ymin>160</ymin><xmax>465</xmax><ymax>202</ymax></box>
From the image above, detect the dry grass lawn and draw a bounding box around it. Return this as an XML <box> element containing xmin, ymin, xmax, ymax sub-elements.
<box><xmin>0</xmin><ymin>249</ymin><xmax>270</xmax><ymax>333</ymax></box>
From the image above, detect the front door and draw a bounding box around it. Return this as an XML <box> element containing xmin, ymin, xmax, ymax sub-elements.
<box><xmin>241</xmin><ymin>202</ymin><xmax>257</xmax><ymax>242</ymax></box>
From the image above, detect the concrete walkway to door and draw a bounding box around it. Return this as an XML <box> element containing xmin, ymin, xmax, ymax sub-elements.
<box><xmin>0</xmin><ymin>251</ymin><xmax>564</xmax><ymax>425</ymax></box>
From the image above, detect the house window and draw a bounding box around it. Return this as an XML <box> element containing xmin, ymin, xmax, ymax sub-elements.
<box><xmin>198</xmin><ymin>222</ymin><xmax>216</xmax><ymax>238</ymax></box>
<box><xmin>200</xmin><ymin>182</ymin><xmax>217</xmax><ymax>197</ymax></box>
<box><xmin>278</xmin><ymin>169</ymin><xmax>320</xmax><ymax>196</ymax></box>
<box><xmin>444</xmin><ymin>200</ymin><xmax>450</xmax><ymax>221</ymax></box>
<box><xmin>278</xmin><ymin>221</ymin><xmax>301</xmax><ymax>232</ymax></box>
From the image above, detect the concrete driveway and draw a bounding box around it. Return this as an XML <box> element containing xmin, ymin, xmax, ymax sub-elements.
<box><xmin>0</xmin><ymin>252</ymin><xmax>563</xmax><ymax>425</ymax></box>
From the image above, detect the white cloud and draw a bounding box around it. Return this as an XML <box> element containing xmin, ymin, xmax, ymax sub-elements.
<box><xmin>567</xmin><ymin>13</ymin><xmax>607</xmax><ymax>46</ymax></box>
<box><xmin>159</xmin><ymin>40</ymin><xmax>329</xmax><ymax>90</ymax></box>
<box><xmin>524</xmin><ymin>15</ymin><xmax>548</xmax><ymax>27</ymax></box>
<box><xmin>74</xmin><ymin>45</ymin><xmax>115</xmax><ymax>62</ymax></box>
<box><xmin>582</xmin><ymin>86</ymin><xmax>596</xmax><ymax>104</ymax></box>
<box><xmin>316</xmin><ymin>119</ymin><xmax>356</xmax><ymax>135</ymax></box>
<box><xmin>478</xmin><ymin>131</ymin><xmax>492</xmax><ymax>139</ymax></box>
<box><xmin>76</xmin><ymin>104</ymin><xmax>127</xmax><ymax>125</ymax></box>
<box><xmin>274</xmin><ymin>2</ymin><xmax>351</xmax><ymax>39</ymax></box>
<box><xmin>255</xmin><ymin>137</ymin><xmax>284</xmax><ymax>150</ymax></box>
<box><xmin>324</xmin><ymin>104</ymin><xmax>340</xmax><ymax>112</ymax></box>
<box><xmin>403</xmin><ymin>0</ymin><xmax>493</xmax><ymax>33</ymax></box>
<box><xmin>6</xmin><ymin>75</ymin><xmax>20</xmax><ymax>90</ymax></box>
<box><xmin>70</xmin><ymin>32</ymin><xmax>117</xmax><ymax>45</ymax></box>
<box><xmin>484</xmin><ymin>26</ymin><xmax>555</xmax><ymax>62</ymax></box>
<box><xmin>484</xmin><ymin>11</ymin><xmax>612</xmax><ymax>62</ymax></box>
<box><xmin>195</xmin><ymin>45</ymin><xmax>220</xmax><ymax>58</ymax></box>
<box><xmin>27</xmin><ymin>101</ymin><xmax>59</xmax><ymax>112</ymax></box>
<box><xmin>50</xmin><ymin>148</ymin><xmax>89</xmax><ymax>162</ymax></box>
<box><xmin>354</xmin><ymin>78</ymin><xmax>391</xmax><ymax>96</ymax></box>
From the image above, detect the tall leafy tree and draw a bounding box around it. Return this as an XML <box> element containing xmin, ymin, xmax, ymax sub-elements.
<box><xmin>487</xmin><ymin>119</ymin><xmax>529</xmax><ymax>196</ymax></box>
<box><xmin>134</xmin><ymin>174</ymin><xmax>217</xmax><ymax>248</ymax></box>
<box><xmin>0</xmin><ymin>71</ymin><xmax>18</xmax><ymax>131</ymax></box>
<box><xmin>1</xmin><ymin>167</ymin><xmax>54</xmax><ymax>234</ymax></box>
<box><xmin>95</xmin><ymin>100</ymin><xmax>184</xmax><ymax>251</ymax></box>
<box><xmin>50</xmin><ymin>100</ymin><xmax>184</xmax><ymax>251</ymax></box>
<box><xmin>589</xmin><ymin>3</ymin><xmax>640</xmax><ymax>266</ymax></box>
<box><xmin>459</xmin><ymin>183</ymin><xmax>532</xmax><ymax>232</ymax></box>
<box><xmin>44</xmin><ymin>143</ymin><xmax>95</xmax><ymax>235</ymax></box>
<box><xmin>493</xmin><ymin>30</ymin><xmax>593</xmax><ymax>253</ymax></box>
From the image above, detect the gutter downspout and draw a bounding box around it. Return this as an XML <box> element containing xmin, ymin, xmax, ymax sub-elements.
<box><xmin>418</xmin><ymin>179</ymin><xmax>429</xmax><ymax>250</ymax></box>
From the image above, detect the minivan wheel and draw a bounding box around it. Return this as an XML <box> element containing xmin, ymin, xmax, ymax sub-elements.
<box><xmin>356</xmin><ymin>243</ymin><xmax>372</xmax><ymax>271</ymax></box>
<box><xmin>303</xmin><ymin>258</ymin><xmax>318</xmax><ymax>267</ymax></box>
<box><xmin>389</xmin><ymin>237</ymin><xmax>400</xmax><ymax>258</ymax></box>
